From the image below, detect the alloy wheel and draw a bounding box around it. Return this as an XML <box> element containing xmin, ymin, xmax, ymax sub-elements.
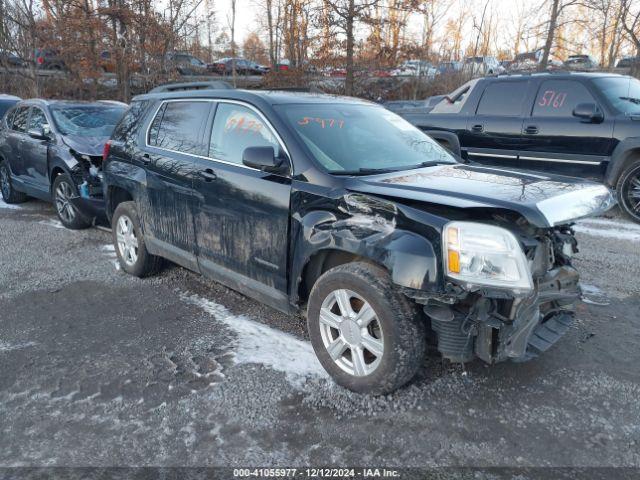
<box><xmin>624</xmin><ymin>166</ymin><xmax>640</xmax><ymax>217</ymax></box>
<box><xmin>55</xmin><ymin>180</ymin><xmax>76</xmax><ymax>223</ymax></box>
<box><xmin>318</xmin><ymin>289</ymin><xmax>384</xmax><ymax>377</ymax></box>
<box><xmin>0</xmin><ymin>166</ymin><xmax>9</xmax><ymax>199</ymax></box>
<box><xmin>116</xmin><ymin>214</ymin><xmax>139</xmax><ymax>266</ymax></box>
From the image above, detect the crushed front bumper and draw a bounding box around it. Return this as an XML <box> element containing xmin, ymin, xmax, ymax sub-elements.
<box><xmin>428</xmin><ymin>266</ymin><xmax>580</xmax><ymax>364</ymax></box>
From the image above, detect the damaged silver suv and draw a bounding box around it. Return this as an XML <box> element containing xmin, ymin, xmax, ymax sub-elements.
<box><xmin>103</xmin><ymin>87</ymin><xmax>614</xmax><ymax>394</ymax></box>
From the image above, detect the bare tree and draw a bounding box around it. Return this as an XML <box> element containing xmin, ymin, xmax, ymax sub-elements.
<box><xmin>539</xmin><ymin>0</ymin><xmax>580</xmax><ymax>70</ymax></box>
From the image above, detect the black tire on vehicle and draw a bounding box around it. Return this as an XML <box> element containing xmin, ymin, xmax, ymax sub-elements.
<box><xmin>52</xmin><ymin>174</ymin><xmax>90</xmax><ymax>230</ymax></box>
<box><xmin>0</xmin><ymin>160</ymin><xmax>27</xmax><ymax>204</ymax></box>
<box><xmin>616</xmin><ymin>158</ymin><xmax>640</xmax><ymax>223</ymax></box>
<box><xmin>112</xmin><ymin>201</ymin><xmax>163</xmax><ymax>277</ymax></box>
<box><xmin>307</xmin><ymin>262</ymin><xmax>426</xmax><ymax>394</ymax></box>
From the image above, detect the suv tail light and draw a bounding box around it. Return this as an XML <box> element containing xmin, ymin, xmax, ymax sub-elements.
<box><xmin>102</xmin><ymin>140</ymin><xmax>111</xmax><ymax>162</ymax></box>
<box><xmin>37</xmin><ymin>56</ymin><xmax>44</xmax><ymax>65</ymax></box>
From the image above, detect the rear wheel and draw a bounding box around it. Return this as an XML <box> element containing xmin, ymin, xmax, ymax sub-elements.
<box><xmin>307</xmin><ymin>262</ymin><xmax>426</xmax><ymax>394</ymax></box>
<box><xmin>52</xmin><ymin>174</ymin><xmax>90</xmax><ymax>229</ymax></box>
<box><xmin>0</xmin><ymin>161</ymin><xmax>27</xmax><ymax>204</ymax></box>
<box><xmin>616</xmin><ymin>158</ymin><xmax>640</xmax><ymax>223</ymax></box>
<box><xmin>112</xmin><ymin>201</ymin><xmax>163</xmax><ymax>277</ymax></box>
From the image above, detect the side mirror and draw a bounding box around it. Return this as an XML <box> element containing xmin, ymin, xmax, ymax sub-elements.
<box><xmin>242</xmin><ymin>146</ymin><xmax>287</xmax><ymax>174</ymax></box>
<box><xmin>27</xmin><ymin>127</ymin><xmax>48</xmax><ymax>140</ymax></box>
<box><xmin>572</xmin><ymin>103</ymin><xmax>603</xmax><ymax>123</ymax></box>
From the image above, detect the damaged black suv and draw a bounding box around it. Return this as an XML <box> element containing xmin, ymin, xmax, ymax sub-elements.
<box><xmin>0</xmin><ymin>100</ymin><xmax>126</xmax><ymax>228</ymax></box>
<box><xmin>103</xmin><ymin>87</ymin><xmax>614</xmax><ymax>394</ymax></box>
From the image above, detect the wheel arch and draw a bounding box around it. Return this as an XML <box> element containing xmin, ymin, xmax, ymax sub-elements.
<box><xmin>422</xmin><ymin>129</ymin><xmax>462</xmax><ymax>157</ymax></box>
<box><xmin>105</xmin><ymin>185</ymin><xmax>134</xmax><ymax>223</ymax></box>
<box><xmin>292</xmin><ymin>213</ymin><xmax>441</xmax><ymax>306</ymax></box>
<box><xmin>604</xmin><ymin>139</ymin><xmax>640</xmax><ymax>187</ymax></box>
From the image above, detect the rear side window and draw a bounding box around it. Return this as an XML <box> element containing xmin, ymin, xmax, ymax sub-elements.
<box><xmin>112</xmin><ymin>100</ymin><xmax>149</xmax><ymax>145</ymax></box>
<box><xmin>476</xmin><ymin>82</ymin><xmax>527</xmax><ymax>116</ymax></box>
<box><xmin>209</xmin><ymin>103</ymin><xmax>280</xmax><ymax>165</ymax></box>
<box><xmin>148</xmin><ymin>101</ymin><xmax>210</xmax><ymax>156</ymax></box>
<box><xmin>11</xmin><ymin>107</ymin><xmax>30</xmax><ymax>132</ymax></box>
<box><xmin>532</xmin><ymin>80</ymin><xmax>595</xmax><ymax>117</ymax></box>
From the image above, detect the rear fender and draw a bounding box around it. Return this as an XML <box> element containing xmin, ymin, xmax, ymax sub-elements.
<box><xmin>422</xmin><ymin>130</ymin><xmax>462</xmax><ymax>157</ymax></box>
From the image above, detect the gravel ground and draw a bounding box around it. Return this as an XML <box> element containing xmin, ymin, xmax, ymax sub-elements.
<box><xmin>0</xmin><ymin>198</ymin><xmax>639</xmax><ymax>471</ymax></box>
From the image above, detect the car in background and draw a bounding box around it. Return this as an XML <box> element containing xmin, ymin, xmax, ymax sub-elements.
<box><xmin>209</xmin><ymin>58</ymin><xmax>268</xmax><ymax>75</ymax></box>
<box><xmin>102</xmin><ymin>85</ymin><xmax>613</xmax><ymax>394</ymax></box>
<box><xmin>98</xmin><ymin>50</ymin><xmax>142</xmax><ymax>74</ymax></box>
<box><xmin>463</xmin><ymin>56</ymin><xmax>504</xmax><ymax>76</ymax></box>
<box><xmin>34</xmin><ymin>48</ymin><xmax>66</xmax><ymax>71</ymax></box>
<box><xmin>167</xmin><ymin>53</ymin><xmax>208</xmax><ymax>76</ymax></box>
<box><xmin>390</xmin><ymin>72</ymin><xmax>640</xmax><ymax>223</ymax></box>
<box><xmin>437</xmin><ymin>61</ymin><xmax>463</xmax><ymax>75</ymax></box>
<box><xmin>0</xmin><ymin>95</ymin><xmax>20</xmax><ymax>120</ymax></box>
<box><xmin>392</xmin><ymin>60</ymin><xmax>437</xmax><ymax>78</ymax></box>
<box><xmin>0</xmin><ymin>100</ymin><xmax>126</xmax><ymax>228</ymax></box>
<box><xmin>564</xmin><ymin>54</ymin><xmax>599</xmax><ymax>71</ymax></box>
<box><xmin>615</xmin><ymin>56</ymin><xmax>640</xmax><ymax>73</ymax></box>
<box><xmin>0</xmin><ymin>51</ymin><xmax>25</xmax><ymax>68</ymax></box>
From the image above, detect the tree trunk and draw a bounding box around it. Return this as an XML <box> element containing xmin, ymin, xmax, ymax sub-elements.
<box><xmin>231</xmin><ymin>0</ymin><xmax>236</xmax><ymax>86</ymax></box>
<box><xmin>344</xmin><ymin>0</ymin><xmax>355</xmax><ymax>96</ymax></box>
<box><xmin>539</xmin><ymin>0</ymin><xmax>560</xmax><ymax>71</ymax></box>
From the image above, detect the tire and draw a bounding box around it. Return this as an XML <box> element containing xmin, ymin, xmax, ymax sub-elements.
<box><xmin>307</xmin><ymin>262</ymin><xmax>426</xmax><ymax>394</ymax></box>
<box><xmin>616</xmin><ymin>158</ymin><xmax>640</xmax><ymax>223</ymax></box>
<box><xmin>0</xmin><ymin>160</ymin><xmax>27</xmax><ymax>204</ymax></box>
<box><xmin>52</xmin><ymin>174</ymin><xmax>90</xmax><ymax>230</ymax></box>
<box><xmin>112</xmin><ymin>201</ymin><xmax>163</xmax><ymax>277</ymax></box>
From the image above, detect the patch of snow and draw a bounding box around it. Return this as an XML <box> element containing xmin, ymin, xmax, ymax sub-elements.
<box><xmin>38</xmin><ymin>219</ymin><xmax>65</xmax><ymax>229</ymax></box>
<box><xmin>0</xmin><ymin>197</ymin><xmax>21</xmax><ymax>209</ymax></box>
<box><xmin>0</xmin><ymin>341</ymin><xmax>37</xmax><ymax>352</ymax></box>
<box><xmin>101</xmin><ymin>244</ymin><xmax>120</xmax><ymax>270</ymax></box>
<box><xmin>580</xmin><ymin>283</ymin><xmax>610</xmax><ymax>306</ymax></box>
<box><xmin>575</xmin><ymin>218</ymin><xmax>640</xmax><ymax>242</ymax></box>
<box><xmin>184</xmin><ymin>294</ymin><xmax>329</xmax><ymax>386</ymax></box>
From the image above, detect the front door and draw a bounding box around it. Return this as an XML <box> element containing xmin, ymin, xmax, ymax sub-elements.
<box><xmin>138</xmin><ymin>99</ymin><xmax>212</xmax><ymax>270</ymax></box>
<box><xmin>5</xmin><ymin>106</ymin><xmax>30</xmax><ymax>181</ymax></box>
<box><xmin>21</xmin><ymin>106</ymin><xmax>51</xmax><ymax>192</ymax></box>
<box><xmin>519</xmin><ymin>79</ymin><xmax>614</xmax><ymax>179</ymax></box>
<box><xmin>191</xmin><ymin>101</ymin><xmax>292</xmax><ymax>309</ymax></box>
<box><xmin>462</xmin><ymin>80</ymin><xmax>529</xmax><ymax>166</ymax></box>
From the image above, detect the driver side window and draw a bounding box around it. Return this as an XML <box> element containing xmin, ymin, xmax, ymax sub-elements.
<box><xmin>209</xmin><ymin>103</ymin><xmax>280</xmax><ymax>166</ymax></box>
<box><xmin>28</xmin><ymin>107</ymin><xmax>49</xmax><ymax>133</ymax></box>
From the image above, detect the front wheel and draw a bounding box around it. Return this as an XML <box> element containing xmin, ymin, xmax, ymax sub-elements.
<box><xmin>307</xmin><ymin>262</ymin><xmax>426</xmax><ymax>394</ymax></box>
<box><xmin>52</xmin><ymin>174</ymin><xmax>90</xmax><ymax>229</ymax></box>
<box><xmin>616</xmin><ymin>158</ymin><xmax>640</xmax><ymax>223</ymax></box>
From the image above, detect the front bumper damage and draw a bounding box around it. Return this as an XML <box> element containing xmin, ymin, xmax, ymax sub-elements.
<box><xmin>410</xmin><ymin>262</ymin><xmax>581</xmax><ymax>364</ymax></box>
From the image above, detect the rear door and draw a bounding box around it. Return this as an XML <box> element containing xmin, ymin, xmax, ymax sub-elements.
<box><xmin>139</xmin><ymin>99</ymin><xmax>212</xmax><ymax>270</ymax></box>
<box><xmin>190</xmin><ymin>101</ymin><xmax>292</xmax><ymax>310</ymax></box>
<box><xmin>21</xmin><ymin>106</ymin><xmax>51</xmax><ymax>191</ymax></box>
<box><xmin>519</xmin><ymin>78</ymin><xmax>614</xmax><ymax>178</ymax></box>
<box><xmin>462</xmin><ymin>80</ymin><xmax>529</xmax><ymax>165</ymax></box>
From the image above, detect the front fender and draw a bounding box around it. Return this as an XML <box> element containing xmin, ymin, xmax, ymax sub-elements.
<box><xmin>290</xmin><ymin>207</ymin><xmax>442</xmax><ymax>302</ymax></box>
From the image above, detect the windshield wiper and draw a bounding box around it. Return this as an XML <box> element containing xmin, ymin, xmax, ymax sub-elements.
<box><xmin>331</xmin><ymin>167</ymin><xmax>403</xmax><ymax>176</ymax></box>
<box><xmin>620</xmin><ymin>96</ymin><xmax>640</xmax><ymax>105</ymax></box>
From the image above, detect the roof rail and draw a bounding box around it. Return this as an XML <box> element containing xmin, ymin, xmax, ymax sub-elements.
<box><xmin>149</xmin><ymin>81</ymin><xmax>233</xmax><ymax>93</ymax></box>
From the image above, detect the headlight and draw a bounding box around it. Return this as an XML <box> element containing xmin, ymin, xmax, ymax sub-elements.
<box><xmin>443</xmin><ymin>221</ymin><xmax>533</xmax><ymax>292</ymax></box>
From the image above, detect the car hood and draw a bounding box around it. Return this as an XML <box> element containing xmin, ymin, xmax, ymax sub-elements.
<box><xmin>63</xmin><ymin>135</ymin><xmax>109</xmax><ymax>157</ymax></box>
<box><xmin>345</xmin><ymin>163</ymin><xmax>615</xmax><ymax>228</ymax></box>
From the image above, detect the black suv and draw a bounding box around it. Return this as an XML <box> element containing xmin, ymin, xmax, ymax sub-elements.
<box><xmin>103</xmin><ymin>86</ymin><xmax>613</xmax><ymax>394</ymax></box>
<box><xmin>388</xmin><ymin>73</ymin><xmax>640</xmax><ymax>222</ymax></box>
<box><xmin>0</xmin><ymin>100</ymin><xmax>126</xmax><ymax>228</ymax></box>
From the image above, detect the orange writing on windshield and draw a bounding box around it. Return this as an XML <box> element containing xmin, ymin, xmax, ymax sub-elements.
<box><xmin>297</xmin><ymin>117</ymin><xmax>345</xmax><ymax>128</ymax></box>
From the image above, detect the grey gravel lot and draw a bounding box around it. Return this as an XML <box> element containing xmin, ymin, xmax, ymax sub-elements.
<box><xmin>0</xmin><ymin>198</ymin><xmax>639</xmax><ymax>469</ymax></box>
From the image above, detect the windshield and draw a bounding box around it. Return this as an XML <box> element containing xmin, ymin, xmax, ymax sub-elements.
<box><xmin>50</xmin><ymin>105</ymin><xmax>125</xmax><ymax>136</ymax></box>
<box><xmin>592</xmin><ymin>77</ymin><xmax>640</xmax><ymax>115</ymax></box>
<box><xmin>276</xmin><ymin>103</ymin><xmax>456</xmax><ymax>174</ymax></box>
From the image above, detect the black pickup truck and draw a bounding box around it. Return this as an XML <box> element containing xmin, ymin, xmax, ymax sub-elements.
<box><xmin>387</xmin><ymin>73</ymin><xmax>640</xmax><ymax>222</ymax></box>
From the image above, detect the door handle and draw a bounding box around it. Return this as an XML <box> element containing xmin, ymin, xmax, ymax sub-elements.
<box><xmin>524</xmin><ymin>125</ymin><xmax>539</xmax><ymax>135</ymax></box>
<box><xmin>198</xmin><ymin>168</ymin><xmax>217</xmax><ymax>182</ymax></box>
<box><xmin>471</xmin><ymin>124</ymin><xmax>484</xmax><ymax>133</ymax></box>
